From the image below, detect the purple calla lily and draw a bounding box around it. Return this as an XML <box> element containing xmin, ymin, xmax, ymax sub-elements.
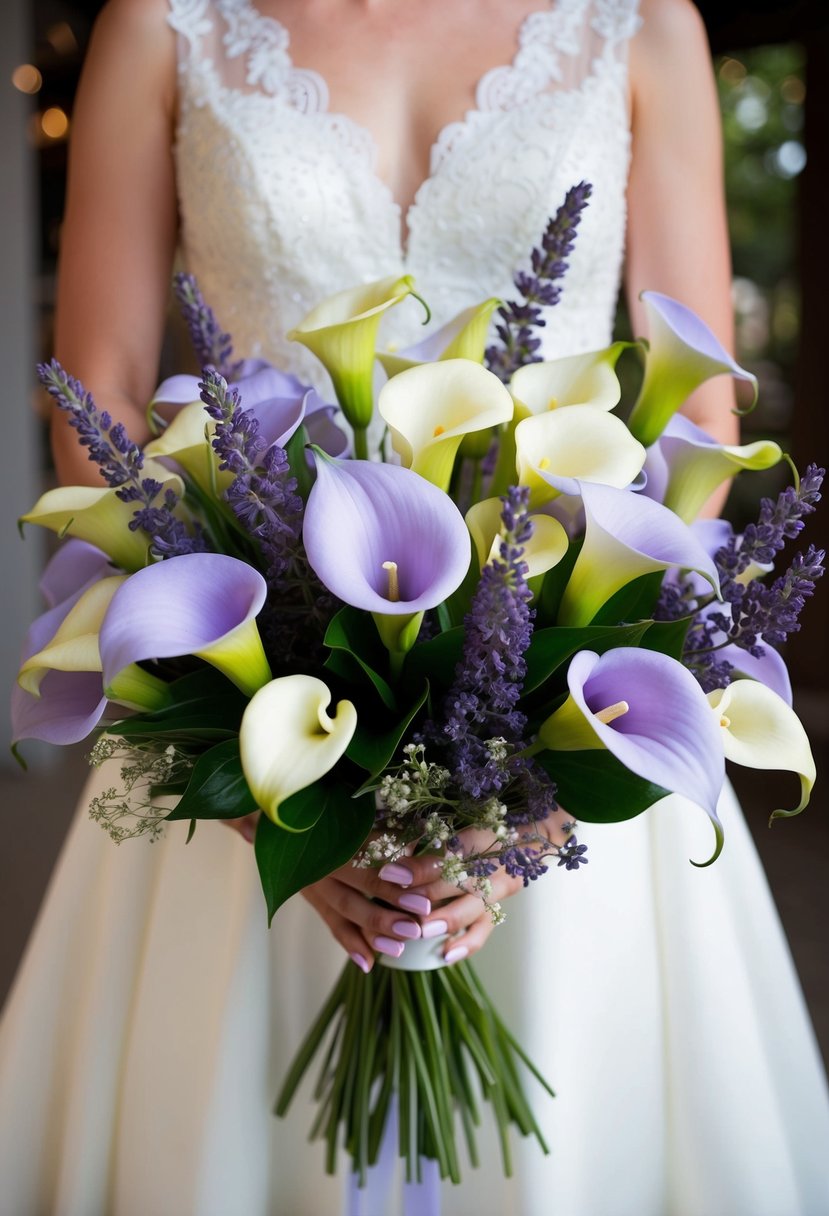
<box><xmin>540</xmin><ymin>647</ymin><xmax>726</xmax><ymax>862</ymax></box>
<box><xmin>38</xmin><ymin>540</ymin><xmax>112</xmax><ymax>609</ymax></box>
<box><xmin>302</xmin><ymin>452</ymin><xmax>471</xmax><ymax>614</ymax></box>
<box><xmin>99</xmin><ymin>553</ymin><xmax>272</xmax><ymax>697</ymax></box>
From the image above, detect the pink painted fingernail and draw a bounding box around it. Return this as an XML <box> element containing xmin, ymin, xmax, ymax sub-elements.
<box><xmin>379</xmin><ymin>863</ymin><xmax>413</xmax><ymax>886</ymax></box>
<box><xmin>392</xmin><ymin>920</ymin><xmax>422</xmax><ymax>940</ymax></box>
<box><xmin>374</xmin><ymin>936</ymin><xmax>406</xmax><ymax>958</ymax></box>
<box><xmin>445</xmin><ymin>945</ymin><xmax>469</xmax><ymax>964</ymax></box>
<box><xmin>349</xmin><ymin>952</ymin><xmax>370</xmax><ymax>975</ymax></box>
<box><xmin>422</xmin><ymin>919</ymin><xmax>448</xmax><ymax>940</ymax></box>
<box><xmin>398</xmin><ymin>893</ymin><xmax>431</xmax><ymax>915</ymax></box>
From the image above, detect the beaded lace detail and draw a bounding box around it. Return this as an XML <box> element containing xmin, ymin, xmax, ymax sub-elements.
<box><xmin>167</xmin><ymin>0</ymin><xmax>642</xmax><ymax>393</ymax></box>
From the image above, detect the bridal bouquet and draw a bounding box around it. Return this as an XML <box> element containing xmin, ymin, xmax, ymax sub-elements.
<box><xmin>13</xmin><ymin>184</ymin><xmax>822</xmax><ymax>1187</ymax></box>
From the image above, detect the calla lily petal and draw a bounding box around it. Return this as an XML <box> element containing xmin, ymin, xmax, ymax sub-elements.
<box><xmin>377</xmin><ymin>299</ymin><xmax>501</xmax><ymax>378</ymax></box>
<box><xmin>559</xmin><ymin>481</ymin><xmax>720</xmax><ymax>627</ymax></box>
<box><xmin>541</xmin><ymin>647</ymin><xmax>725</xmax><ymax>859</ymax></box>
<box><xmin>515</xmin><ymin>407</ymin><xmax>646</xmax><ymax>508</ymax></box>
<box><xmin>99</xmin><ymin>553</ymin><xmax>272</xmax><ymax>697</ymax></box>
<box><xmin>654</xmin><ymin>414</ymin><xmax>783</xmax><ymax>522</ymax></box>
<box><xmin>628</xmin><ymin>293</ymin><xmax>758</xmax><ymax>446</ymax></box>
<box><xmin>465</xmin><ymin>497</ymin><xmax>569</xmax><ymax>578</ymax></box>
<box><xmin>303</xmin><ymin>452</ymin><xmax>471</xmax><ymax>615</ymax></box>
<box><xmin>20</xmin><ymin>462</ymin><xmax>184</xmax><ymax>572</ymax></box>
<box><xmin>378</xmin><ymin>359</ymin><xmax>514</xmax><ymax>492</ymax></box>
<box><xmin>289</xmin><ymin>274</ymin><xmax>415</xmax><ymax>435</ymax></box>
<box><xmin>240</xmin><ymin>675</ymin><xmax>357</xmax><ymax>825</ymax></box>
<box><xmin>18</xmin><ymin>575</ymin><xmax>127</xmax><ymax>695</ymax></box>
<box><xmin>144</xmin><ymin>402</ymin><xmax>219</xmax><ymax>491</ymax></box>
<box><xmin>708</xmin><ymin>680</ymin><xmax>815</xmax><ymax>819</ymax></box>
<box><xmin>39</xmin><ymin>540</ymin><xmax>112</xmax><ymax>608</ymax></box>
<box><xmin>151</xmin><ymin>374</ymin><xmax>202</xmax><ymax>408</ymax></box>
<box><xmin>510</xmin><ymin>343</ymin><xmax>628</xmax><ymax>421</ymax></box>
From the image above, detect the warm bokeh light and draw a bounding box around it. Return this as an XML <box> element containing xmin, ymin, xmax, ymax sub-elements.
<box><xmin>40</xmin><ymin>107</ymin><xmax>69</xmax><ymax>141</ymax></box>
<box><xmin>46</xmin><ymin>21</ymin><xmax>78</xmax><ymax>56</ymax></box>
<box><xmin>11</xmin><ymin>64</ymin><xmax>43</xmax><ymax>95</ymax></box>
<box><xmin>719</xmin><ymin>57</ymin><xmax>747</xmax><ymax>86</ymax></box>
<box><xmin>780</xmin><ymin>75</ymin><xmax>806</xmax><ymax>105</ymax></box>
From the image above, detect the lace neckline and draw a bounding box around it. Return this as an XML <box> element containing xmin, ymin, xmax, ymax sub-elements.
<box><xmin>215</xmin><ymin>0</ymin><xmax>564</xmax><ymax>252</ymax></box>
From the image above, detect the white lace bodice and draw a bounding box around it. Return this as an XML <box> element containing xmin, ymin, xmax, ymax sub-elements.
<box><xmin>167</xmin><ymin>0</ymin><xmax>642</xmax><ymax>391</ymax></box>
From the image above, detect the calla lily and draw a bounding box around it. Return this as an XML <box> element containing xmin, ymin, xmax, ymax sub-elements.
<box><xmin>627</xmin><ymin>292</ymin><xmax>758</xmax><ymax>446</ymax></box>
<box><xmin>708</xmin><ymin>680</ymin><xmax>815</xmax><ymax>820</ymax></box>
<box><xmin>643</xmin><ymin>414</ymin><xmax>783</xmax><ymax>522</ymax></box>
<box><xmin>303</xmin><ymin>451</ymin><xmax>470</xmax><ymax>657</ymax></box>
<box><xmin>20</xmin><ymin>462</ymin><xmax>184</xmax><ymax>572</ymax></box>
<box><xmin>465</xmin><ymin>497</ymin><xmax>569</xmax><ymax>579</ymax></box>
<box><xmin>239</xmin><ymin>675</ymin><xmax>357</xmax><ymax>826</ymax></box>
<box><xmin>539</xmin><ymin>647</ymin><xmax>725</xmax><ymax>861</ymax></box>
<box><xmin>378</xmin><ymin>359</ymin><xmax>514</xmax><ymax>492</ymax></box>
<box><xmin>558</xmin><ymin>481</ymin><xmax>720</xmax><ymax>627</ymax></box>
<box><xmin>288</xmin><ymin>274</ymin><xmax>415</xmax><ymax>445</ymax></box>
<box><xmin>39</xmin><ymin>539</ymin><xmax>112</xmax><ymax>608</ymax></box>
<box><xmin>377</xmin><ymin>299</ymin><xmax>501</xmax><ymax>378</ymax></box>
<box><xmin>515</xmin><ymin>406</ymin><xmax>646</xmax><ymax>508</ymax></box>
<box><xmin>99</xmin><ymin>553</ymin><xmax>272</xmax><ymax>698</ymax></box>
<box><xmin>509</xmin><ymin>343</ymin><xmax>628</xmax><ymax>421</ymax></box>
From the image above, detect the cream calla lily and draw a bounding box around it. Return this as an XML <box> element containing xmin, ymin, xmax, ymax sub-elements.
<box><xmin>658</xmin><ymin>419</ymin><xmax>783</xmax><ymax>523</ymax></box>
<box><xmin>509</xmin><ymin>343</ymin><xmax>628</xmax><ymax>421</ymax></box>
<box><xmin>144</xmin><ymin>403</ymin><xmax>225</xmax><ymax>494</ymax></box>
<box><xmin>378</xmin><ymin>359</ymin><xmax>514</xmax><ymax>492</ymax></box>
<box><xmin>515</xmin><ymin>406</ymin><xmax>646</xmax><ymax>508</ymax></box>
<box><xmin>465</xmin><ymin>497</ymin><xmax>569</xmax><ymax>579</ymax></box>
<box><xmin>377</xmin><ymin>299</ymin><xmax>501</xmax><ymax>379</ymax></box>
<box><xmin>708</xmin><ymin>680</ymin><xmax>816</xmax><ymax>821</ymax></box>
<box><xmin>288</xmin><ymin>274</ymin><xmax>415</xmax><ymax>447</ymax></box>
<box><xmin>239</xmin><ymin>675</ymin><xmax>358</xmax><ymax>827</ymax></box>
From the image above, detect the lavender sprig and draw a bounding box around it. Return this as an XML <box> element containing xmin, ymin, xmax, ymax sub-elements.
<box><xmin>485</xmin><ymin>182</ymin><xmax>592</xmax><ymax>382</ymax></box>
<box><xmin>38</xmin><ymin>359</ymin><xmax>204</xmax><ymax>558</ymax></box>
<box><xmin>174</xmin><ymin>272</ymin><xmax>238</xmax><ymax>380</ymax></box>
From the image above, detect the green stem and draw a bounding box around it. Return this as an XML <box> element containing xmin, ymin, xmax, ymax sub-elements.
<box><xmin>353</xmin><ymin>426</ymin><xmax>369</xmax><ymax>461</ymax></box>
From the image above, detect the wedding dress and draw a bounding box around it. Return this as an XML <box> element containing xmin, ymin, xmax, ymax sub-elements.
<box><xmin>2</xmin><ymin>2</ymin><xmax>828</xmax><ymax>1213</ymax></box>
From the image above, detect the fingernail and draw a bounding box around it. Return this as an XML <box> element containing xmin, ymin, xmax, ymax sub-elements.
<box><xmin>422</xmin><ymin>919</ymin><xmax>448</xmax><ymax>940</ymax></box>
<box><xmin>379</xmin><ymin>863</ymin><xmax>413</xmax><ymax>886</ymax></box>
<box><xmin>392</xmin><ymin>920</ymin><xmax>421</xmax><ymax>940</ymax></box>
<box><xmin>398</xmin><ymin>893</ymin><xmax>431</xmax><ymax>915</ymax></box>
<box><xmin>349</xmin><ymin>952</ymin><xmax>370</xmax><ymax>975</ymax></box>
<box><xmin>445</xmin><ymin>945</ymin><xmax>469</xmax><ymax>964</ymax></box>
<box><xmin>374</xmin><ymin>936</ymin><xmax>406</xmax><ymax>958</ymax></box>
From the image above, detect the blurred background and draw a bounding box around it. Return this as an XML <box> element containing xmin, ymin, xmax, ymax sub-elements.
<box><xmin>1</xmin><ymin>0</ymin><xmax>828</xmax><ymax>1059</ymax></box>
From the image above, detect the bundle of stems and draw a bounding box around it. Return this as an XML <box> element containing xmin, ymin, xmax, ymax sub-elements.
<box><xmin>276</xmin><ymin>957</ymin><xmax>554</xmax><ymax>1186</ymax></box>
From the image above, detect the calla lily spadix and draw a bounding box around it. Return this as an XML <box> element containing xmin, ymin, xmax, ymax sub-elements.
<box><xmin>627</xmin><ymin>292</ymin><xmax>758</xmax><ymax>447</ymax></box>
<box><xmin>465</xmin><ymin>497</ymin><xmax>569</xmax><ymax>579</ymax></box>
<box><xmin>20</xmin><ymin>462</ymin><xmax>185</xmax><ymax>573</ymax></box>
<box><xmin>288</xmin><ymin>274</ymin><xmax>416</xmax><ymax>448</ymax></box>
<box><xmin>302</xmin><ymin>450</ymin><xmax>471</xmax><ymax>658</ymax></box>
<box><xmin>643</xmin><ymin>413</ymin><xmax>783</xmax><ymax>522</ymax></box>
<box><xmin>378</xmin><ymin>359</ymin><xmax>514</xmax><ymax>493</ymax></box>
<box><xmin>708</xmin><ymin>680</ymin><xmax>815</xmax><ymax>821</ymax></box>
<box><xmin>509</xmin><ymin>343</ymin><xmax>628</xmax><ymax>421</ymax></box>
<box><xmin>514</xmin><ymin>406</ymin><xmax>646</xmax><ymax>508</ymax></box>
<box><xmin>558</xmin><ymin>481</ymin><xmax>721</xmax><ymax>627</ymax></box>
<box><xmin>377</xmin><ymin>299</ymin><xmax>501</xmax><ymax>379</ymax></box>
<box><xmin>539</xmin><ymin>647</ymin><xmax>726</xmax><ymax>862</ymax></box>
<box><xmin>99</xmin><ymin>553</ymin><xmax>272</xmax><ymax>699</ymax></box>
<box><xmin>239</xmin><ymin>675</ymin><xmax>357</xmax><ymax>827</ymax></box>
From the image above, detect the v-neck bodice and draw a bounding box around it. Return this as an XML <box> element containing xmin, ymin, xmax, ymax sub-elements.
<box><xmin>168</xmin><ymin>0</ymin><xmax>641</xmax><ymax>394</ymax></box>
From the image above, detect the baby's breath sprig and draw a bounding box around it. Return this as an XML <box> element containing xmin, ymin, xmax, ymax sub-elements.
<box><xmin>87</xmin><ymin>738</ymin><xmax>193</xmax><ymax>843</ymax></box>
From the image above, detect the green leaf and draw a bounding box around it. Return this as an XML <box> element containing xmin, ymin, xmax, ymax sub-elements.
<box><xmin>285</xmin><ymin>424</ymin><xmax>314</xmax><ymax>500</ymax></box>
<box><xmin>107</xmin><ymin>665</ymin><xmax>248</xmax><ymax>745</ymax></box>
<box><xmin>537</xmin><ymin>540</ymin><xmax>581</xmax><ymax>625</ymax></box>
<box><xmin>537</xmin><ymin>748</ymin><xmax>670</xmax><ymax>823</ymax></box>
<box><xmin>640</xmin><ymin>614</ymin><xmax>693</xmax><ymax>660</ymax></box>
<box><xmin>273</xmin><ymin>781</ymin><xmax>330</xmax><ymax>833</ymax></box>
<box><xmin>587</xmin><ymin>570</ymin><xmax>665</xmax><ymax>627</ymax></box>
<box><xmin>403</xmin><ymin>627</ymin><xmax>464</xmax><ymax>692</ymax></box>
<box><xmin>523</xmin><ymin>621</ymin><xmax>651</xmax><ymax>695</ymax></box>
<box><xmin>254</xmin><ymin>785</ymin><xmax>376</xmax><ymax>923</ymax></box>
<box><xmin>166</xmin><ymin>737</ymin><xmax>257</xmax><ymax>821</ymax></box>
<box><xmin>348</xmin><ymin>681</ymin><xmax>430</xmax><ymax>787</ymax></box>
<box><xmin>324</xmin><ymin>607</ymin><xmax>396</xmax><ymax>709</ymax></box>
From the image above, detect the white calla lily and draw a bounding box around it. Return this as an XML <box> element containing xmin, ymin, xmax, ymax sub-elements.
<box><xmin>378</xmin><ymin>359</ymin><xmax>514</xmax><ymax>492</ymax></box>
<box><xmin>515</xmin><ymin>406</ymin><xmax>646</xmax><ymax>508</ymax></box>
<box><xmin>708</xmin><ymin>680</ymin><xmax>816</xmax><ymax>820</ymax></box>
<box><xmin>144</xmin><ymin>402</ymin><xmax>226</xmax><ymax>494</ymax></box>
<box><xmin>465</xmin><ymin>497</ymin><xmax>569</xmax><ymax>578</ymax></box>
<box><xmin>240</xmin><ymin>675</ymin><xmax>358</xmax><ymax>826</ymax></box>
<box><xmin>20</xmin><ymin>462</ymin><xmax>185</xmax><ymax>572</ymax></box>
<box><xmin>377</xmin><ymin>299</ymin><xmax>501</xmax><ymax>379</ymax></box>
<box><xmin>510</xmin><ymin>343</ymin><xmax>628</xmax><ymax>421</ymax></box>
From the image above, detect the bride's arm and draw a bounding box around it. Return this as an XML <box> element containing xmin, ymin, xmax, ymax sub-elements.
<box><xmin>627</xmin><ymin>0</ymin><xmax>740</xmax><ymax>460</ymax></box>
<box><xmin>51</xmin><ymin>0</ymin><xmax>178</xmax><ymax>486</ymax></box>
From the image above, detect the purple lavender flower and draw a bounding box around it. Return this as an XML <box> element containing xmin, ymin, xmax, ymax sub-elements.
<box><xmin>486</xmin><ymin>182</ymin><xmax>592</xmax><ymax>382</ymax></box>
<box><xmin>173</xmin><ymin>272</ymin><xmax>238</xmax><ymax>380</ymax></box>
<box><xmin>556</xmin><ymin>835</ymin><xmax>589</xmax><ymax>871</ymax></box>
<box><xmin>38</xmin><ymin>360</ymin><xmax>205</xmax><ymax>559</ymax></box>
